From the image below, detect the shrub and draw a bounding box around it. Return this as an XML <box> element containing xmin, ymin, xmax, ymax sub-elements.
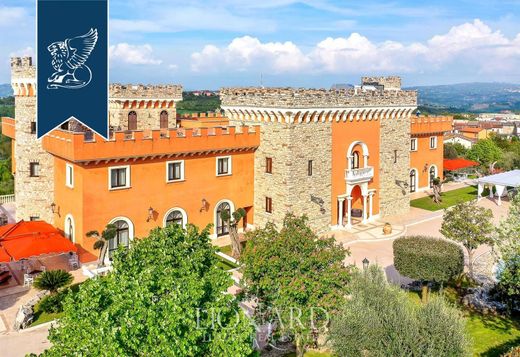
<box><xmin>394</xmin><ymin>236</ymin><xmax>464</xmax><ymax>302</ymax></box>
<box><xmin>39</xmin><ymin>294</ymin><xmax>65</xmax><ymax>314</ymax></box>
<box><xmin>329</xmin><ymin>265</ymin><xmax>470</xmax><ymax>357</ymax></box>
<box><xmin>33</xmin><ymin>270</ymin><xmax>73</xmax><ymax>294</ymax></box>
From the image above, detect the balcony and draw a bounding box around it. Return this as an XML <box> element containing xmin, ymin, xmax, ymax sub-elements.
<box><xmin>345</xmin><ymin>166</ymin><xmax>374</xmax><ymax>184</ymax></box>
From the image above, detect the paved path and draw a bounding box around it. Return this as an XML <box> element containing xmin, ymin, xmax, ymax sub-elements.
<box><xmin>0</xmin><ymin>323</ymin><xmax>51</xmax><ymax>357</ymax></box>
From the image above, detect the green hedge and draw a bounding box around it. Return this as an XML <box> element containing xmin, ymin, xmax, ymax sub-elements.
<box><xmin>393</xmin><ymin>235</ymin><xmax>464</xmax><ymax>283</ymax></box>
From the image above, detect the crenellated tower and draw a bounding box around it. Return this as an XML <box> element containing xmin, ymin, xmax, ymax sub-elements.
<box><xmin>10</xmin><ymin>57</ymin><xmax>55</xmax><ymax>223</ymax></box>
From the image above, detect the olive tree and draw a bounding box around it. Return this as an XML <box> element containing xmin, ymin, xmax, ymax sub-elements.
<box><xmin>393</xmin><ymin>236</ymin><xmax>464</xmax><ymax>302</ymax></box>
<box><xmin>40</xmin><ymin>224</ymin><xmax>254</xmax><ymax>356</ymax></box>
<box><xmin>330</xmin><ymin>265</ymin><xmax>470</xmax><ymax>357</ymax></box>
<box><xmin>86</xmin><ymin>223</ymin><xmax>117</xmax><ymax>267</ymax></box>
<box><xmin>440</xmin><ymin>201</ymin><xmax>494</xmax><ymax>280</ymax></box>
<box><xmin>220</xmin><ymin>207</ymin><xmax>246</xmax><ymax>258</ymax></box>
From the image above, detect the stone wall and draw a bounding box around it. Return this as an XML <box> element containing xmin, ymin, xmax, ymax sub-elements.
<box><xmin>13</xmin><ymin>96</ymin><xmax>54</xmax><ymax>223</ymax></box>
<box><xmin>378</xmin><ymin>114</ymin><xmax>411</xmax><ymax>216</ymax></box>
<box><xmin>253</xmin><ymin>122</ymin><xmax>332</xmax><ymax>232</ymax></box>
<box><xmin>110</xmin><ymin>84</ymin><xmax>182</xmax><ymax>100</ymax></box>
<box><xmin>109</xmin><ymin>107</ymin><xmax>177</xmax><ymax>130</ymax></box>
<box><xmin>361</xmin><ymin>76</ymin><xmax>401</xmax><ymax>90</ymax></box>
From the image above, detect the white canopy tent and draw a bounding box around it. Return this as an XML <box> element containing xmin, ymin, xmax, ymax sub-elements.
<box><xmin>477</xmin><ymin>169</ymin><xmax>520</xmax><ymax>205</ymax></box>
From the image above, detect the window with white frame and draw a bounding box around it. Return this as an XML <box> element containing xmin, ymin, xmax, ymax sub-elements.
<box><xmin>429</xmin><ymin>136</ymin><xmax>437</xmax><ymax>149</ymax></box>
<box><xmin>410</xmin><ymin>138</ymin><xmax>417</xmax><ymax>151</ymax></box>
<box><xmin>66</xmin><ymin>163</ymin><xmax>74</xmax><ymax>188</ymax></box>
<box><xmin>216</xmin><ymin>156</ymin><xmax>231</xmax><ymax>176</ymax></box>
<box><xmin>109</xmin><ymin>166</ymin><xmax>130</xmax><ymax>189</ymax></box>
<box><xmin>166</xmin><ymin>160</ymin><xmax>184</xmax><ymax>182</ymax></box>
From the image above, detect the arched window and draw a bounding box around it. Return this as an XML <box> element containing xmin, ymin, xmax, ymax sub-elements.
<box><xmin>429</xmin><ymin>166</ymin><xmax>437</xmax><ymax>188</ymax></box>
<box><xmin>409</xmin><ymin>169</ymin><xmax>417</xmax><ymax>193</ymax></box>
<box><xmin>165</xmin><ymin>209</ymin><xmax>186</xmax><ymax>227</ymax></box>
<box><xmin>109</xmin><ymin>220</ymin><xmax>130</xmax><ymax>258</ymax></box>
<box><xmin>160</xmin><ymin>110</ymin><xmax>168</xmax><ymax>129</ymax></box>
<box><xmin>215</xmin><ymin>202</ymin><xmax>231</xmax><ymax>237</ymax></box>
<box><xmin>351</xmin><ymin>151</ymin><xmax>360</xmax><ymax>170</ymax></box>
<box><xmin>128</xmin><ymin>111</ymin><xmax>137</xmax><ymax>131</ymax></box>
<box><xmin>65</xmin><ymin>215</ymin><xmax>74</xmax><ymax>242</ymax></box>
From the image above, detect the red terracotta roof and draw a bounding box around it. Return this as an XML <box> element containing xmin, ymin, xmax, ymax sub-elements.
<box><xmin>0</xmin><ymin>221</ymin><xmax>77</xmax><ymax>261</ymax></box>
<box><xmin>460</xmin><ymin>127</ymin><xmax>483</xmax><ymax>133</ymax></box>
<box><xmin>444</xmin><ymin>158</ymin><xmax>479</xmax><ymax>171</ymax></box>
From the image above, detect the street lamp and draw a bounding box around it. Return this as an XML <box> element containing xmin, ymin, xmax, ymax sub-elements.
<box><xmin>362</xmin><ymin>257</ymin><xmax>370</xmax><ymax>271</ymax></box>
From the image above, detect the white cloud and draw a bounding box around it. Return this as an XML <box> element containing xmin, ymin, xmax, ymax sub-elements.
<box><xmin>109</xmin><ymin>43</ymin><xmax>162</xmax><ymax>65</ymax></box>
<box><xmin>0</xmin><ymin>7</ymin><xmax>29</xmax><ymax>27</ymax></box>
<box><xmin>190</xmin><ymin>19</ymin><xmax>520</xmax><ymax>77</ymax></box>
<box><xmin>9</xmin><ymin>47</ymin><xmax>34</xmax><ymax>58</ymax></box>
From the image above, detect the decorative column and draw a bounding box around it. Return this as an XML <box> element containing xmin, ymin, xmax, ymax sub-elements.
<box><xmin>338</xmin><ymin>198</ymin><xmax>345</xmax><ymax>227</ymax></box>
<box><xmin>346</xmin><ymin>196</ymin><xmax>352</xmax><ymax>229</ymax></box>
<box><xmin>489</xmin><ymin>184</ymin><xmax>494</xmax><ymax>199</ymax></box>
<box><xmin>368</xmin><ymin>191</ymin><xmax>374</xmax><ymax>221</ymax></box>
<box><xmin>495</xmin><ymin>185</ymin><xmax>506</xmax><ymax>206</ymax></box>
<box><xmin>362</xmin><ymin>194</ymin><xmax>368</xmax><ymax>224</ymax></box>
<box><xmin>363</xmin><ymin>154</ymin><xmax>369</xmax><ymax>168</ymax></box>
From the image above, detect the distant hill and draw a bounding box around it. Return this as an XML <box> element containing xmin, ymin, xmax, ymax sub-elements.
<box><xmin>0</xmin><ymin>84</ymin><xmax>12</xmax><ymax>98</ymax></box>
<box><xmin>406</xmin><ymin>82</ymin><xmax>520</xmax><ymax>113</ymax></box>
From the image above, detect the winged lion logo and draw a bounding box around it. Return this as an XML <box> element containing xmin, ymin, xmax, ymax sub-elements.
<box><xmin>47</xmin><ymin>28</ymin><xmax>98</xmax><ymax>89</ymax></box>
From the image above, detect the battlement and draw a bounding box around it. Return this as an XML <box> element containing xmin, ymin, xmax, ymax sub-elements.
<box><xmin>42</xmin><ymin>125</ymin><xmax>260</xmax><ymax>163</ymax></box>
<box><xmin>110</xmin><ymin>83</ymin><xmax>183</xmax><ymax>100</ymax></box>
<box><xmin>10</xmin><ymin>57</ymin><xmax>35</xmax><ymax>78</ymax></box>
<box><xmin>411</xmin><ymin>115</ymin><xmax>453</xmax><ymax>135</ymax></box>
<box><xmin>220</xmin><ymin>84</ymin><xmax>416</xmax><ymax>109</ymax></box>
<box><xmin>362</xmin><ymin>76</ymin><xmax>401</xmax><ymax>90</ymax></box>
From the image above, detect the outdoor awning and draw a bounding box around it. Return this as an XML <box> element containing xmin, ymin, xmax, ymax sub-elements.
<box><xmin>0</xmin><ymin>246</ymin><xmax>10</xmax><ymax>263</ymax></box>
<box><xmin>443</xmin><ymin>158</ymin><xmax>479</xmax><ymax>171</ymax></box>
<box><xmin>0</xmin><ymin>220</ymin><xmax>77</xmax><ymax>262</ymax></box>
<box><xmin>477</xmin><ymin>169</ymin><xmax>520</xmax><ymax>205</ymax></box>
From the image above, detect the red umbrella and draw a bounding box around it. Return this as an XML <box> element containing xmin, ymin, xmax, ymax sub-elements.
<box><xmin>0</xmin><ymin>246</ymin><xmax>10</xmax><ymax>263</ymax></box>
<box><xmin>0</xmin><ymin>221</ymin><xmax>77</xmax><ymax>261</ymax></box>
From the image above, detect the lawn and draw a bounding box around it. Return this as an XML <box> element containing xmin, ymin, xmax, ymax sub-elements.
<box><xmin>407</xmin><ymin>291</ymin><xmax>520</xmax><ymax>356</ymax></box>
<box><xmin>410</xmin><ymin>186</ymin><xmax>485</xmax><ymax>211</ymax></box>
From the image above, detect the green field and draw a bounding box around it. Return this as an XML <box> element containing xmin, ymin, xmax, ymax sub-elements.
<box><xmin>410</xmin><ymin>186</ymin><xmax>485</xmax><ymax>211</ymax></box>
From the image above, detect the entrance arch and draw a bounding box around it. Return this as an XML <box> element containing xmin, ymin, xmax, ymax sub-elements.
<box><xmin>64</xmin><ymin>214</ymin><xmax>75</xmax><ymax>243</ymax></box>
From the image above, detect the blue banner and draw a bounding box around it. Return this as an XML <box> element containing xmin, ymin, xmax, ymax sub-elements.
<box><xmin>37</xmin><ymin>0</ymin><xmax>108</xmax><ymax>138</ymax></box>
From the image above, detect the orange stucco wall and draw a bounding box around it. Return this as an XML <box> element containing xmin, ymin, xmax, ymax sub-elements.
<box><xmin>53</xmin><ymin>152</ymin><xmax>255</xmax><ymax>255</ymax></box>
<box><xmin>331</xmin><ymin>119</ymin><xmax>380</xmax><ymax>224</ymax></box>
<box><xmin>410</xmin><ymin>135</ymin><xmax>444</xmax><ymax>189</ymax></box>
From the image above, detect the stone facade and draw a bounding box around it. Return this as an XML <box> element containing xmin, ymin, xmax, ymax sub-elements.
<box><xmin>253</xmin><ymin>122</ymin><xmax>332</xmax><ymax>232</ymax></box>
<box><xmin>378</xmin><ymin>114</ymin><xmax>411</xmax><ymax>216</ymax></box>
<box><xmin>11</xmin><ymin>58</ymin><xmax>54</xmax><ymax>223</ymax></box>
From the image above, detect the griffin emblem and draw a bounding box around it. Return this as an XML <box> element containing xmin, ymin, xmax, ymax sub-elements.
<box><xmin>47</xmin><ymin>28</ymin><xmax>98</xmax><ymax>89</ymax></box>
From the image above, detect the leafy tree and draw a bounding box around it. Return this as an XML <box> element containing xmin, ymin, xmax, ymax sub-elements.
<box><xmin>432</xmin><ymin>177</ymin><xmax>444</xmax><ymax>204</ymax></box>
<box><xmin>87</xmin><ymin>223</ymin><xmax>117</xmax><ymax>267</ymax></box>
<box><xmin>440</xmin><ymin>201</ymin><xmax>494</xmax><ymax>280</ymax></box>
<box><xmin>494</xmin><ymin>193</ymin><xmax>520</xmax><ymax>309</ymax></box>
<box><xmin>240</xmin><ymin>214</ymin><xmax>352</xmax><ymax>357</ymax></box>
<box><xmin>329</xmin><ymin>265</ymin><xmax>470</xmax><ymax>357</ymax></box>
<box><xmin>393</xmin><ymin>236</ymin><xmax>464</xmax><ymax>302</ymax></box>
<box><xmin>444</xmin><ymin>143</ymin><xmax>459</xmax><ymax>159</ymax></box>
<box><xmin>41</xmin><ymin>224</ymin><xmax>254</xmax><ymax>356</ymax></box>
<box><xmin>220</xmin><ymin>207</ymin><xmax>246</xmax><ymax>258</ymax></box>
<box><xmin>33</xmin><ymin>270</ymin><xmax>73</xmax><ymax>294</ymax></box>
<box><xmin>466</xmin><ymin>139</ymin><xmax>503</xmax><ymax>172</ymax></box>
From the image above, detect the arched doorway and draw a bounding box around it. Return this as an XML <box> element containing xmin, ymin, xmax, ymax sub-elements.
<box><xmin>215</xmin><ymin>201</ymin><xmax>231</xmax><ymax>237</ymax></box>
<box><xmin>160</xmin><ymin>110</ymin><xmax>168</xmax><ymax>129</ymax></box>
<box><xmin>409</xmin><ymin>169</ymin><xmax>417</xmax><ymax>193</ymax></box>
<box><xmin>128</xmin><ymin>111</ymin><xmax>137</xmax><ymax>130</ymax></box>
<box><xmin>429</xmin><ymin>165</ymin><xmax>437</xmax><ymax>188</ymax></box>
<box><xmin>108</xmin><ymin>219</ymin><xmax>131</xmax><ymax>259</ymax></box>
<box><xmin>64</xmin><ymin>215</ymin><xmax>75</xmax><ymax>243</ymax></box>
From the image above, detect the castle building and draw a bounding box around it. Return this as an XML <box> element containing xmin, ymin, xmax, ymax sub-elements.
<box><xmin>2</xmin><ymin>57</ymin><xmax>451</xmax><ymax>257</ymax></box>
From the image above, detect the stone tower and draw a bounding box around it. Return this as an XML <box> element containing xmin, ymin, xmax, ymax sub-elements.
<box><xmin>10</xmin><ymin>57</ymin><xmax>55</xmax><ymax>223</ymax></box>
<box><xmin>221</xmin><ymin>78</ymin><xmax>417</xmax><ymax>232</ymax></box>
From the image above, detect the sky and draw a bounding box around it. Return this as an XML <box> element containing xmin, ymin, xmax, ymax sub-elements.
<box><xmin>1</xmin><ymin>0</ymin><xmax>520</xmax><ymax>89</ymax></box>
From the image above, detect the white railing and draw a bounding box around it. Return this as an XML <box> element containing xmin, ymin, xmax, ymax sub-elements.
<box><xmin>345</xmin><ymin>167</ymin><xmax>374</xmax><ymax>183</ymax></box>
<box><xmin>0</xmin><ymin>194</ymin><xmax>15</xmax><ymax>205</ymax></box>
